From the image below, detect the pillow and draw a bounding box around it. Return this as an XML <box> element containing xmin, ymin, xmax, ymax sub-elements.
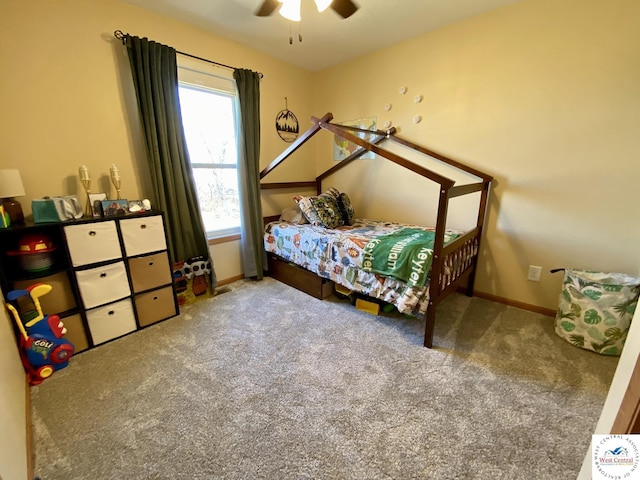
<box><xmin>325</xmin><ymin>187</ymin><xmax>340</xmax><ymax>199</ymax></box>
<box><xmin>293</xmin><ymin>188</ymin><xmax>342</xmax><ymax>227</ymax></box>
<box><xmin>309</xmin><ymin>192</ymin><xmax>344</xmax><ymax>229</ymax></box>
<box><xmin>336</xmin><ymin>192</ymin><xmax>355</xmax><ymax>225</ymax></box>
<box><xmin>279</xmin><ymin>206</ymin><xmax>308</xmax><ymax>224</ymax></box>
<box><xmin>293</xmin><ymin>195</ymin><xmax>323</xmax><ymax>226</ymax></box>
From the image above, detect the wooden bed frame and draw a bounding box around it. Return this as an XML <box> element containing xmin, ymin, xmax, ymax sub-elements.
<box><xmin>260</xmin><ymin>112</ymin><xmax>493</xmax><ymax>348</ymax></box>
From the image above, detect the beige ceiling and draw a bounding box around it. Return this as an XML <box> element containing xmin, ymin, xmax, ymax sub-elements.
<box><xmin>121</xmin><ymin>0</ymin><xmax>522</xmax><ymax>71</ymax></box>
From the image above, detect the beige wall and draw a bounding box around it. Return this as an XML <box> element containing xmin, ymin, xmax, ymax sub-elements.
<box><xmin>313</xmin><ymin>0</ymin><xmax>640</xmax><ymax>310</ymax></box>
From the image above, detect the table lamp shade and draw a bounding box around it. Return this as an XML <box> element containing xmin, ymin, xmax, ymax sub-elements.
<box><xmin>0</xmin><ymin>169</ymin><xmax>26</xmax><ymax>198</ymax></box>
<box><xmin>0</xmin><ymin>169</ymin><xmax>26</xmax><ymax>224</ymax></box>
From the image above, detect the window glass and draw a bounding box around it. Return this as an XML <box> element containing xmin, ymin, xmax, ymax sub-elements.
<box><xmin>177</xmin><ymin>67</ymin><xmax>240</xmax><ymax>239</ymax></box>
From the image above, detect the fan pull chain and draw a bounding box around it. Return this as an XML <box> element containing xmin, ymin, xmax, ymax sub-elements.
<box><xmin>288</xmin><ymin>22</ymin><xmax>302</xmax><ymax>45</ymax></box>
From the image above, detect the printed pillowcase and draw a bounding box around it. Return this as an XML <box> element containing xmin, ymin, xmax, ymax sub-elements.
<box><xmin>293</xmin><ymin>187</ymin><xmax>343</xmax><ymax>228</ymax></box>
<box><xmin>309</xmin><ymin>191</ymin><xmax>344</xmax><ymax>229</ymax></box>
<box><xmin>336</xmin><ymin>192</ymin><xmax>355</xmax><ymax>225</ymax></box>
<box><xmin>293</xmin><ymin>195</ymin><xmax>323</xmax><ymax>226</ymax></box>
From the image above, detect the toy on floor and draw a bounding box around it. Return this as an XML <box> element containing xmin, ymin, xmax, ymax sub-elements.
<box><xmin>172</xmin><ymin>261</ymin><xmax>188</xmax><ymax>306</ymax></box>
<box><xmin>5</xmin><ymin>283</ymin><xmax>75</xmax><ymax>385</ymax></box>
<box><xmin>184</xmin><ymin>255</ymin><xmax>212</xmax><ymax>296</ymax></box>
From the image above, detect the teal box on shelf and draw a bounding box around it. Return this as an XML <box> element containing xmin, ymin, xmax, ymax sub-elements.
<box><xmin>32</xmin><ymin>199</ymin><xmax>61</xmax><ymax>223</ymax></box>
<box><xmin>32</xmin><ymin>197</ymin><xmax>84</xmax><ymax>223</ymax></box>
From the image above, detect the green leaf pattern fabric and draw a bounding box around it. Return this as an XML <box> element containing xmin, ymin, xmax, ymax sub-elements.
<box><xmin>554</xmin><ymin>269</ymin><xmax>640</xmax><ymax>356</ymax></box>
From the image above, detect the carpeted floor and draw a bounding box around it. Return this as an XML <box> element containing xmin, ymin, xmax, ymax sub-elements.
<box><xmin>31</xmin><ymin>277</ymin><xmax>618</xmax><ymax>479</ymax></box>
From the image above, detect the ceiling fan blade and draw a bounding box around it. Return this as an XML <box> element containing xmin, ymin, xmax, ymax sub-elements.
<box><xmin>255</xmin><ymin>0</ymin><xmax>280</xmax><ymax>16</ymax></box>
<box><xmin>331</xmin><ymin>0</ymin><xmax>359</xmax><ymax>19</ymax></box>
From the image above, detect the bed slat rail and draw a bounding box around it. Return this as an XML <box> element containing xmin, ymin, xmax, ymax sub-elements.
<box><xmin>441</xmin><ymin>227</ymin><xmax>480</xmax><ymax>257</ymax></box>
<box><xmin>439</xmin><ymin>235</ymin><xmax>480</xmax><ymax>293</ymax></box>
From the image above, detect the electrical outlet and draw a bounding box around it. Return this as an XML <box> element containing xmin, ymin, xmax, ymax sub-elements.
<box><xmin>527</xmin><ymin>265</ymin><xmax>542</xmax><ymax>282</ymax></box>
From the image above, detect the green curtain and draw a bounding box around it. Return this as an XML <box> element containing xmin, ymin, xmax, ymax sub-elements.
<box><xmin>233</xmin><ymin>69</ymin><xmax>264</xmax><ymax>279</ymax></box>
<box><xmin>124</xmin><ymin>35</ymin><xmax>216</xmax><ymax>286</ymax></box>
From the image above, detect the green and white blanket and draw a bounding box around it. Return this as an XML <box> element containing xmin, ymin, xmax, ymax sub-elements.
<box><xmin>362</xmin><ymin>228</ymin><xmax>457</xmax><ymax>288</ymax></box>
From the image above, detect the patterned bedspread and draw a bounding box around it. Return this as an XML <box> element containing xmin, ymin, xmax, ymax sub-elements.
<box><xmin>264</xmin><ymin>219</ymin><xmax>461</xmax><ymax>316</ymax></box>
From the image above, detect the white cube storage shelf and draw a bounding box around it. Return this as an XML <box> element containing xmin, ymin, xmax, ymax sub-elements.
<box><xmin>63</xmin><ymin>212</ymin><xmax>178</xmax><ymax>347</ymax></box>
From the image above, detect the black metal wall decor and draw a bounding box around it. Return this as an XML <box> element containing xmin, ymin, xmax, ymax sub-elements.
<box><xmin>275</xmin><ymin>97</ymin><xmax>299</xmax><ymax>143</ymax></box>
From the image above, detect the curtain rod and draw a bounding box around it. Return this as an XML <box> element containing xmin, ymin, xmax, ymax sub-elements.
<box><xmin>114</xmin><ymin>30</ymin><xmax>263</xmax><ymax>78</ymax></box>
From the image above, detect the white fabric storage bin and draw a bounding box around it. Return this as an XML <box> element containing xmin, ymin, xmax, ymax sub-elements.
<box><xmin>120</xmin><ymin>215</ymin><xmax>167</xmax><ymax>257</ymax></box>
<box><xmin>75</xmin><ymin>261</ymin><xmax>131</xmax><ymax>309</ymax></box>
<box><xmin>64</xmin><ymin>221</ymin><xmax>122</xmax><ymax>267</ymax></box>
<box><xmin>86</xmin><ymin>298</ymin><xmax>136</xmax><ymax>345</ymax></box>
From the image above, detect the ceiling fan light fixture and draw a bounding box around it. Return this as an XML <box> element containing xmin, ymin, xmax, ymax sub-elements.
<box><xmin>314</xmin><ymin>0</ymin><xmax>333</xmax><ymax>13</ymax></box>
<box><xmin>278</xmin><ymin>0</ymin><xmax>301</xmax><ymax>21</ymax></box>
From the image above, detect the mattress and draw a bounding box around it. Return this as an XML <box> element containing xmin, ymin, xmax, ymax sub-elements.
<box><xmin>264</xmin><ymin>219</ymin><xmax>463</xmax><ymax>316</ymax></box>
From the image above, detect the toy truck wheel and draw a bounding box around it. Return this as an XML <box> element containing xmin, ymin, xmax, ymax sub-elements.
<box><xmin>51</xmin><ymin>344</ymin><xmax>74</xmax><ymax>364</ymax></box>
<box><xmin>37</xmin><ymin>365</ymin><xmax>54</xmax><ymax>379</ymax></box>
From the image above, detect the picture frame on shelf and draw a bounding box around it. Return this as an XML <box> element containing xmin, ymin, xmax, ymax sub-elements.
<box><xmin>101</xmin><ymin>199</ymin><xmax>129</xmax><ymax>217</ymax></box>
<box><xmin>89</xmin><ymin>193</ymin><xmax>107</xmax><ymax>217</ymax></box>
<box><xmin>128</xmin><ymin>200</ymin><xmax>148</xmax><ymax>214</ymax></box>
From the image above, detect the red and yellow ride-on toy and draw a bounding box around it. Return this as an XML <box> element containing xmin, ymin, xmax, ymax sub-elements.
<box><xmin>5</xmin><ymin>283</ymin><xmax>75</xmax><ymax>385</ymax></box>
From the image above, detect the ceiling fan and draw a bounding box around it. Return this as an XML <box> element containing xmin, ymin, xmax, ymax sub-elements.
<box><xmin>255</xmin><ymin>0</ymin><xmax>359</xmax><ymax>20</ymax></box>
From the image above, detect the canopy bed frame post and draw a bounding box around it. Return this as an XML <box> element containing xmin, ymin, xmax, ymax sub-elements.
<box><xmin>424</xmin><ymin>187</ymin><xmax>450</xmax><ymax>347</ymax></box>
<box><xmin>465</xmin><ymin>180</ymin><xmax>491</xmax><ymax>296</ymax></box>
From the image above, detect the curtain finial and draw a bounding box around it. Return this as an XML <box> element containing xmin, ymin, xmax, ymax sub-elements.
<box><xmin>114</xmin><ymin>30</ymin><xmax>127</xmax><ymax>45</ymax></box>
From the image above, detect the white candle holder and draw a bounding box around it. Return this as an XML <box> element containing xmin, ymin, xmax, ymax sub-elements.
<box><xmin>110</xmin><ymin>164</ymin><xmax>121</xmax><ymax>200</ymax></box>
<box><xmin>78</xmin><ymin>165</ymin><xmax>92</xmax><ymax>217</ymax></box>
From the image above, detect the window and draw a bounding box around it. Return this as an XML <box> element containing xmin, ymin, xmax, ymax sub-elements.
<box><xmin>177</xmin><ymin>65</ymin><xmax>240</xmax><ymax>239</ymax></box>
